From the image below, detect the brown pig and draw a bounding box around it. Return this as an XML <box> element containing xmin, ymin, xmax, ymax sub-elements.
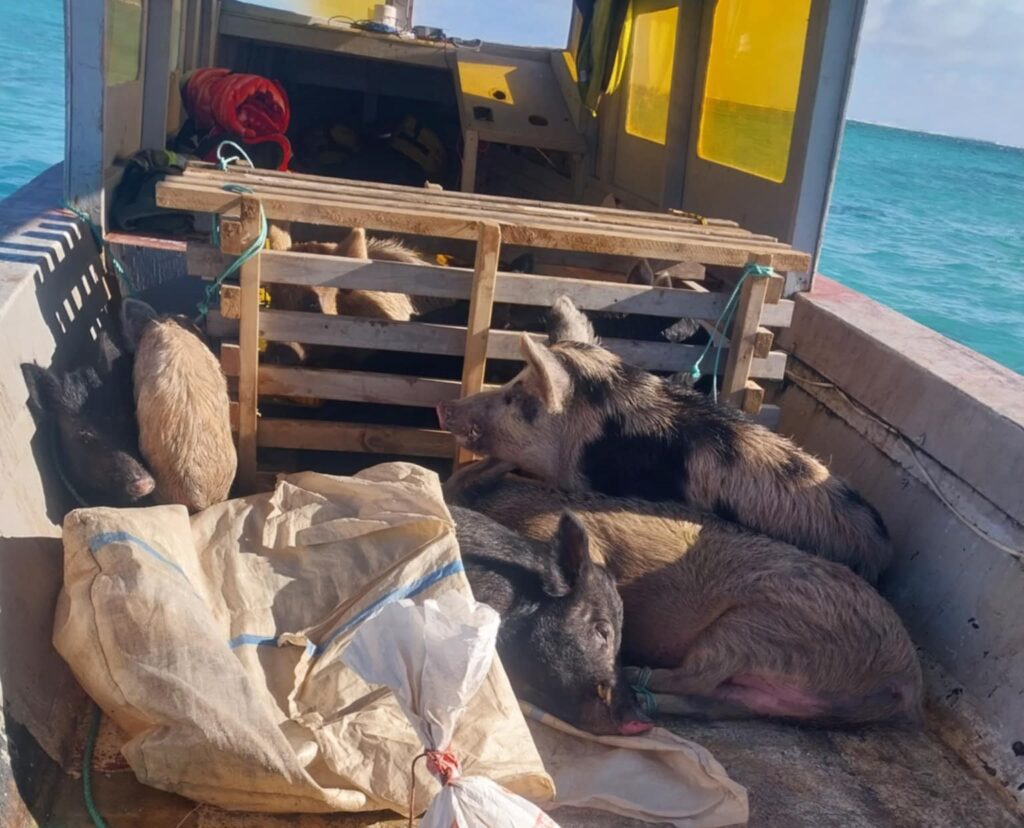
<box><xmin>436</xmin><ymin>296</ymin><xmax>892</xmax><ymax>582</ymax></box>
<box><xmin>121</xmin><ymin>299</ymin><xmax>236</xmax><ymax>512</ymax></box>
<box><xmin>445</xmin><ymin>461</ymin><xmax>922</xmax><ymax>725</ymax></box>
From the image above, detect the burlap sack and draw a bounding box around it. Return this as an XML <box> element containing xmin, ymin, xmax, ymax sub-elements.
<box><xmin>53</xmin><ymin>462</ymin><xmax>554</xmax><ymax>814</ymax></box>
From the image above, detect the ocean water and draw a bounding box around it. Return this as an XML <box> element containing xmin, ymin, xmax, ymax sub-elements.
<box><xmin>0</xmin><ymin>5</ymin><xmax>1021</xmax><ymax>374</ymax></box>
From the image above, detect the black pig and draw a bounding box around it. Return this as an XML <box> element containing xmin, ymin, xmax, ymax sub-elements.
<box><xmin>22</xmin><ymin>332</ymin><xmax>154</xmax><ymax>508</ymax></box>
<box><xmin>451</xmin><ymin>504</ymin><xmax>651</xmax><ymax>736</ymax></box>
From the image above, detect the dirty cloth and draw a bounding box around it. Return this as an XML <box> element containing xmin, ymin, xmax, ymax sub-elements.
<box><xmin>53</xmin><ymin>462</ymin><xmax>746</xmax><ymax>825</ymax></box>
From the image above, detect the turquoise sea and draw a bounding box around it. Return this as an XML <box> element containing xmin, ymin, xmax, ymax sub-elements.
<box><xmin>1</xmin><ymin>3</ymin><xmax>1021</xmax><ymax>374</ymax></box>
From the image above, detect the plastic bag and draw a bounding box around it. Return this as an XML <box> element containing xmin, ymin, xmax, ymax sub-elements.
<box><xmin>343</xmin><ymin>591</ymin><xmax>560</xmax><ymax>827</ymax></box>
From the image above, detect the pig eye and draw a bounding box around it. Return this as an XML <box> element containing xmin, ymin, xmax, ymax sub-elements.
<box><xmin>595</xmin><ymin>621</ymin><xmax>612</xmax><ymax>644</ymax></box>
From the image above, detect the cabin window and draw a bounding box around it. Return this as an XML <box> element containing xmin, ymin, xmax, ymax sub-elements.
<box><xmin>105</xmin><ymin>0</ymin><xmax>143</xmax><ymax>85</ymax></box>
<box><xmin>624</xmin><ymin>2</ymin><xmax>679</xmax><ymax>146</ymax></box>
<box><xmin>697</xmin><ymin>0</ymin><xmax>811</xmax><ymax>183</ymax></box>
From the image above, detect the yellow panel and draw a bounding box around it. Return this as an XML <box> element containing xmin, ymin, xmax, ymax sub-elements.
<box><xmin>254</xmin><ymin>1</ymin><xmax>376</xmax><ymax>19</ymax></box>
<box><xmin>561</xmin><ymin>50</ymin><xmax>579</xmax><ymax>83</ymax></box>
<box><xmin>624</xmin><ymin>3</ymin><xmax>678</xmax><ymax>146</ymax></box>
<box><xmin>697</xmin><ymin>0</ymin><xmax>811</xmax><ymax>183</ymax></box>
<box><xmin>105</xmin><ymin>0</ymin><xmax>143</xmax><ymax>85</ymax></box>
<box><xmin>458</xmin><ymin>62</ymin><xmax>516</xmax><ymax>106</ymax></box>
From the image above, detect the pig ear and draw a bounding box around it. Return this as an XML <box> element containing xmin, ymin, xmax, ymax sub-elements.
<box><xmin>120</xmin><ymin>299</ymin><xmax>158</xmax><ymax>352</ymax></box>
<box><xmin>556</xmin><ymin>511</ymin><xmax>594</xmax><ymax>587</ymax></box>
<box><xmin>546</xmin><ymin>295</ymin><xmax>598</xmax><ymax>345</ymax></box>
<box><xmin>519</xmin><ymin>335</ymin><xmax>571</xmax><ymax>412</ymax></box>
<box><xmin>21</xmin><ymin>363</ymin><xmax>62</xmax><ymax>414</ymax></box>
<box><xmin>94</xmin><ymin>330</ymin><xmax>123</xmax><ymax>375</ymax></box>
<box><xmin>339</xmin><ymin>227</ymin><xmax>369</xmax><ymax>259</ymax></box>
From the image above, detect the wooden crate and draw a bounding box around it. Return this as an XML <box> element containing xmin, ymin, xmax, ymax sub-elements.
<box><xmin>157</xmin><ymin>162</ymin><xmax>811</xmax><ymax>491</ymax></box>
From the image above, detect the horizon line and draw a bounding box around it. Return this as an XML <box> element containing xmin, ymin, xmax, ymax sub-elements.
<box><xmin>846</xmin><ymin>118</ymin><xmax>1024</xmax><ymax>151</ymax></box>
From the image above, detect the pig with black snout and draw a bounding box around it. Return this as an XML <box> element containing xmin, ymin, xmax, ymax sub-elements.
<box><xmin>437</xmin><ymin>296</ymin><xmax>893</xmax><ymax>582</ymax></box>
<box><xmin>22</xmin><ymin>331</ymin><xmax>155</xmax><ymax>508</ymax></box>
<box><xmin>451</xmin><ymin>504</ymin><xmax>651</xmax><ymax>736</ymax></box>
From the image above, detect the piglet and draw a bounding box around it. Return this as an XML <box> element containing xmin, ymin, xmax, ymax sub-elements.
<box><xmin>451</xmin><ymin>504</ymin><xmax>651</xmax><ymax>736</ymax></box>
<box><xmin>121</xmin><ymin>299</ymin><xmax>236</xmax><ymax>512</ymax></box>
<box><xmin>22</xmin><ymin>332</ymin><xmax>155</xmax><ymax>508</ymax></box>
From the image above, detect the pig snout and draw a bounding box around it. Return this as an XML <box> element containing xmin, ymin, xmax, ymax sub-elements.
<box><xmin>618</xmin><ymin>717</ymin><xmax>654</xmax><ymax>736</ymax></box>
<box><xmin>129</xmin><ymin>473</ymin><xmax>156</xmax><ymax>499</ymax></box>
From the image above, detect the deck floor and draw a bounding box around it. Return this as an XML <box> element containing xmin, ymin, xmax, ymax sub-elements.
<box><xmin>38</xmin><ymin>713</ymin><xmax>1021</xmax><ymax>827</ymax></box>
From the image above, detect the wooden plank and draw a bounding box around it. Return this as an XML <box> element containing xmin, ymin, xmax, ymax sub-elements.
<box><xmin>754</xmin><ymin>327</ymin><xmax>775</xmax><ymax>359</ymax></box>
<box><xmin>207</xmin><ymin>251</ymin><xmax>739</xmax><ymax>322</ymax></box>
<box><xmin>456</xmin><ymin>222</ymin><xmax>501</xmax><ymax>466</ymax></box>
<box><xmin>181</xmin><ymin>164</ymin><xmax>785</xmax><ymax>245</ymax></box>
<box><xmin>752</xmin><ymin>404</ymin><xmax>781</xmax><ymax>431</ymax></box>
<box><xmin>158</xmin><ymin>179</ymin><xmax>812</xmax><ymax>269</ymax></box>
<box><xmin>182</xmin><ymin>159</ymin><xmax>743</xmax><ymax>230</ymax></box>
<box><xmin>261</xmin><ymin>420</ymin><xmax>453</xmax><ymax>457</ymax></box>
<box><xmin>741</xmin><ymin>380</ymin><xmax>765</xmax><ymax>415</ymax></box>
<box><xmin>461</xmin><ymin>129</ymin><xmax>479</xmax><ymax>194</ymax></box>
<box><xmin>720</xmin><ymin>271</ymin><xmax>772</xmax><ymax>406</ymax></box>
<box><xmin>208</xmin><ymin>309</ymin><xmax>789</xmax><ymax>379</ymax></box>
<box><xmin>233</xmin><ymin>196</ymin><xmax>262</xmax><ymax>492</ymax></box>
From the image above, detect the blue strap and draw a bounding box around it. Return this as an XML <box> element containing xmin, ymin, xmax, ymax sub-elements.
<box><xmin>60</xmin><ymin>199</ymin><xmax>134</xmax><ymax>299</ymax></box>
<box><xmin>688</xmin><ymin>263</ymin><xmax>775</xmax><ymax>403</ymax></box>
<box><xmin>630</xmin><ymin>666</ymin><xmax>658</xmax><ymax>717</ymax></box>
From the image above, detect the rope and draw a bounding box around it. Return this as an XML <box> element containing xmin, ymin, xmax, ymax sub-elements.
<box><xmin>785</xmin><ymin>368</ymin><xmax>1024</xmax><ymax>563</ymax></box>
<box><xmin>630</xmin><ymin>667</ymin><xmax>658</xmax><ymax>717</ymax></box>
<box><xmin>407</xmin><ymin>748</ymin><xmax>461</xmax><ymax>826</ymax></box>
<box><xmin>60</xmin><ymin>200</ymin><xmax>134</xmax><ymax>299</ymax></box>
<box><xmin>83</xmin><ymin>704</ymin><xmax>108</xmax><ymax>828</ymax></box>
<box><xmin>194</xmin><ymin>141</ymin><xmax>268</xmax><ymax>322</ymax></box>
<box><xmin>688</xmin><ymin>263</ymin><xmax>774</xmax><ymax>402</ymax></box>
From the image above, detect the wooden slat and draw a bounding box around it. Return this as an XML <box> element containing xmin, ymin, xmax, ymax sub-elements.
<box><xmin>754</xmin><ymin>327</ymin><xmax>775</xmax><ymax>359</ymax></box>
<box><xmin>741</xmin><ymin>380</ymin><xmax>765</xmax><ymax>415</ymax></box>
<box><xmin>262</xmin><ymin>419</ymin><xmax>453</xmax><ymax>457</ymax></box>
<box><xmin>207</xmin><ymin>309</ymin><xmax>788</xmax><ymax>379</ymax></box>
<box><xmin>229</xmin><ymin>198</ymin><xmax>261</xmax><ymax>492</ymax></box>
<box><xmin>157</xmin><ymin>180</ymin><xmax>812</xmax><ymax>270</ymax></box>
<box><xmin>721</xmin><ymin>269</ymin><xmax>772</xmax><ymax>406</ymax></box>
<box><xmin>198</xmin><ymin>246</ymin><xmax>794</xmax><ymax>326</ymax></box>
<box><xmin>220</xmin><ymin>345</ymin><xmax>497</xmax><ymax>406</ymax></box>
<box><xmin>461</xmin><ymin>129</ymin><xmax>479</xmax><ymax>193</ymax></box>
<box><xmin>456</xmin><ymin>222</ymin><xmax>501</xmax><ymax>466</ymax></box>
<box><xmin>181</xmin><ymin>163</ymin><xmax>775</xmax><ymax>242</ymax></box>
<box><xmin>174</xmin><ymin>171</ymin><xmax>796</xmax><ymax>253</ymax></box>
<box><xmin>182</xmin><ymin>160</ymin><xmax>744</xmax><ymax>230</ymax></box>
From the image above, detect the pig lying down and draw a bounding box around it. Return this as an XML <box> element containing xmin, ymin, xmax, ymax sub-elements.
<box><xmin>122</xmin><ymin>299</ymin><xmax>236</xmax><ymax>512</ymax></box>
<box><xmin>22</xmin><ymin>332</ymin><xmax>155</xmax><ymax>507</ymax></box>
<box><xmin>446</xmin><ymin>462</ymin><xmax>922</xmax><ymax>725</ymax></box>
<box><xmin>451</xmin><ymin>504</ymin><xmax>651</xmax><ymax>735</ymax></box>
<box><xmin>437</xmin><ymin>296</ymin><xmax>892</xmax><ymax>582</ymax></box>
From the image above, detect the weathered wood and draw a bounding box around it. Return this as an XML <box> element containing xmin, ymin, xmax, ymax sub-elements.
<box><xmin>754</xmin><ymin>327</ymin><xmax>775</xmax><ymax>359</ymax></box>
<box><xmin>262</xmin><ymin>420</ymin><xmax>453</xmax><ymax>457</ymax></box>
<box><xmin>233</xmin><ymin>196</ymin><xmax>262</xmax><ymax>492</ymax></box>
<box><xmin>157</xmin><ymin>180</ymin><xmax>812</xmax><ymax>270</ymax></box>
<box><xmin>181</xmin><ymin>159</ymin><xmax>744</xmax><ymax>231</ymax></box>
<box><xmin>721</xmin><ymin>273</ymin><xmax>772</xmax><ymax>407</ymax></box>
<box><xmin>203</xmin><ymin>249</ymin><xmax>780</xmax><ymax>323</ymax></box>
<box><xmin>741</xmin><ymin>380</ymin><xmax>766</xmax><ymax>415</ymax></box>
<box><xmin>178</xmin><ymin>167</ymin><xmax>793</xmax><ymax>249</ymax></box>
<box><xmin>456</xmin><ymin>222</ymin><xmax>501</xmax><ymax>466</ymax></box>
<box><xmin>209</xmin><ymin>309</ymin><xmax>788</xmax><ymax>380</ymax></box>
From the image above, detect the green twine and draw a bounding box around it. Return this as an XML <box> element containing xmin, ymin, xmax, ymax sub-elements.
<box><xmin>194</xmin><ymin>141</ymin><xmax>268</xmax><ymax>322</ymax></box>
<box><xmin>83</xmin><ymin>703</ymin><xmax>108</xmax><ymax>828</ymax></box>
<box><xmin>60</xmin><ymin>199</ymin><xmax>135</xmax><ymax>299</ymax></box>
<box><xmin>688</xmin><ymin>263</ymin><xmax>774</xmax><ymax>403</ymax></box>
<box><xmin>630</xmin><ymin>667</ymin><xmax>658</xmax><ymax>718</ymax></box>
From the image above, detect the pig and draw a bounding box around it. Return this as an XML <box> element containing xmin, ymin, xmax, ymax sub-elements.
<box><xmin>22</xmin><ymin>332</ymin><xmax>155</xmax><ymax>508</ymax></box>
<box><xmin>436</xmin><ymin>296</ymin><xmax>892</xmax><ymax>582</ymax></box>
<box><xmin>445</xmin><ymin>462</ymin><xmax>922</xmax><ymax>724</ymax></box>
<box><xmin>451</xmin><ymin>504</ymin><xmax>651</xmax><ymax>736</ymax></box>
<box><xmin>121</xmin><ymin>299</ymin><xmax>236</xmax><ymax>512</ymax></box>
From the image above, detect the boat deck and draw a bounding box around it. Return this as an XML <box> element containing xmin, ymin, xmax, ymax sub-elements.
<box><xmin>35</xmin><ymin>711</ymin><xmax>1020</xmax><ymax>827</ymax></box>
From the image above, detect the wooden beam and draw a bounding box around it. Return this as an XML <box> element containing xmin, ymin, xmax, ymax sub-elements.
<box><xmin>461</xmin><ymin>129</ymin><xmax>479</xmax><ymax>194</ymax></box>
<box><xmin>156</xmin><ymin>180</ymin><xmax>812</xmax><ymax>270</ymax></box>
<box><xmin>232</xmin><ymin>196</ymin><xmax>262</xmax><ymax>492</ymax></box>
<box><xmin>720</xmin><ymin>269</ymin><xmax>772</xmax><ymax>406</ymax></box>
<box><xmin>741</xmin><ymin>380</ymin><xmax>765</xmax><ymax>415</ymax></box>
<box><xmin>456</xmin><ymin>222</ymin><xmax>501</xmax><ymax>466</ymax></box>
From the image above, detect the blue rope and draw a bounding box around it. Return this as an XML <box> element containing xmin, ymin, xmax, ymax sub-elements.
<box><xmin>631</xmin><ymin>667</ymin><xmax>658</xmax><ymax>718</ymax></box>
<box><xmin>688</xmin><ymin>263</ymin><xmax>774</xmax><ymax>403</ymax></box>
<box><xmin>83</xmin><ymin>704</ymin><xmax>108</xmax><ymax>828</ymax></box>
<box><xmin>194</xmin><ymin>141</ymin><xmax>268</xmax><ymax>322</ymax></box>
<box><xmin>60</xmin><ymin>200</ymin><xmax>135</xmax><ymax>298</ymax></box>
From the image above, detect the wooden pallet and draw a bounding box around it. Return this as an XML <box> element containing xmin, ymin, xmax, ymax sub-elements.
<box><xmin>157</xmin><ymin>163</ymin><xmax>811</xmax><ymax>491</ymax></box>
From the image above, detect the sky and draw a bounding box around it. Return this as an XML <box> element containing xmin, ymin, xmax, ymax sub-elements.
<box><xmin>414</xmin><ymin>0</ymin><xmax>1024</xmax><ymax>148</ymax></box>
